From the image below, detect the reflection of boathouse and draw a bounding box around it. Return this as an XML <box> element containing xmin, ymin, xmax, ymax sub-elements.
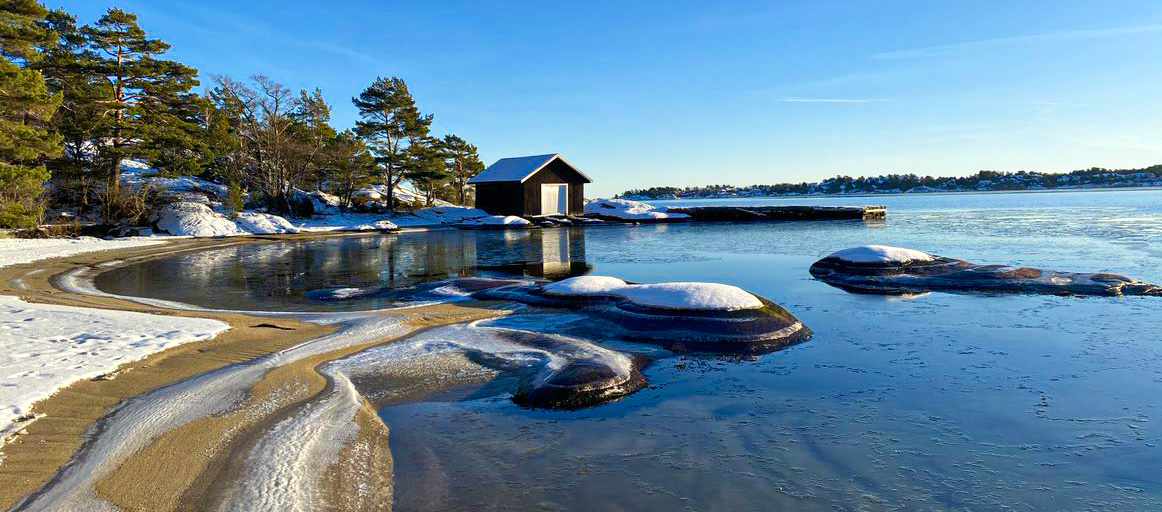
<box><xmin>472</xmin><ymin>227</ymin><xmax>592</xmax><ymax>279</ymax></box>
<box><xmin>469</xmin><ymin>154</ymin><xmax>591</xmax><ymax>217</ymax></box>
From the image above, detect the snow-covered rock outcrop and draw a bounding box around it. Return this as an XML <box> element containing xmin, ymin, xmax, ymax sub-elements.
<box><xmin>155</xmin><ymin>203</ymin><xmax>246</xmax><ymax>237</ymax></box>
<box><xmin>339</xmin><ymin>220</ymin><xmax>399</xmax><ymax>232</ymax></box>
<box><xmin>411</xmin><ymin>206</ymin><xmax>490</xmax><ymax>224</ymax></box>
<box><xmin>811</xmin><ymin>245</ymin><xmax>1162</xmax><ymax>297</ymax></box>
<box><xmin>541</xmin><ymin>276</ymin><xmax>763</xmax><ymax>311</ymax></box>
<box><xmin>120</xmin><ymin>160</ymin><xmax>229</xmax><ymax>200</ymax></box>
<box><xmin>154</xmin><ymin>203</ymin><xmax>302</xmax><ymax>237</ymax></box>
<box><xmin>233</xmin><ymin>212</ymin><xmax>300</xmax><ymax>235</ymax></box>
<box><xmin>584</xmin><ymin>198</ymin><xmax>690</xmax><ymax>221</ymax></box>
<box><xmin>478</xmin><ymin>276</ymin><xmax>811</xmax><ymax>353</ymax></box>
<box><xmin>825</xmin><ymin>245</ymin><xmax>935</xmax><ymax>265</ymax></box>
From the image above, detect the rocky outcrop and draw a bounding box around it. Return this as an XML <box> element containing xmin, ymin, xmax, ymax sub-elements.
<box><xmin>476</xmin><ymin>276</ymin><xmax>812</xmax><ymax>354</ymax></box>
<box><xmin>153</xmin><ymin>202</ymin><xmax>302</xmax><ymax>237</ymax></box>
<box><xmin>810</xmin><ymin>245</ymin><xmax>1162</xmax><ymax>297</ymax></box>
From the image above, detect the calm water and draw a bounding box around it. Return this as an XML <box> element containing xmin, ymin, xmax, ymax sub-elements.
<box><xmin>99</xmin><ymin>189</ymin><xmax>1162</xmax><ymax>511</ymax></box>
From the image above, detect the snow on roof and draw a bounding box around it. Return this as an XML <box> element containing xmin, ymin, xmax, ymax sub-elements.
<box><xmin>468</xmin><ymin>153</ymin><xmax>592</xmax><ymax>184</ymax></box>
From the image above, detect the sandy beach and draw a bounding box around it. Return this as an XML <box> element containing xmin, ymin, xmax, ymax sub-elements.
<box><xmin>0</xmin><ymin>234</ymin><xmax>508</xmax><ymax>511</ymax></box>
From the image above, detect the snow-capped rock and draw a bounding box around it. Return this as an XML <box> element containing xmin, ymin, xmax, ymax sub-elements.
<box><xmin>411</xmin><ymin>206</ymin><xmax>490</xmax><ymax>224</ymax></box>
<box><xmin>154</xmin><ymin>202</ymin><xmax>246</xmax><ymax>238</ymax></box>
<box><xmin>543</xmin><ymin>276</ymin><xmax>763</xmax><ymax>311</ymax></box>
<box><xmin>154</xmin><ymin>202</ymin><xmax>302</xmax><ymax>237</ymax></box>
<box><xmin>811</xmin><ymin>247</ymin><xmax>1162</xmax><ymax>297</ymax></box>
<box><xmin>234</xmin><ymin>212</ymin><xmax>301</xmax><ymax>235</ymax></box>
<box><xmin>584</xmin><ymin>198</ymin><xmax>690</xmax><ymax>221</ymax></box>
<box><xmin>119</xmin><ymin>159</ymin><xmax>229</xmax><ymax>200</ymax></box>
<box><xmin>825</xmin><ymin>245</ymin><xmax>935</xmax><ymax>264</ymax></box>
<box><xmin>339</xmin><ymin>220</ymin><xmax>399</xmax><ymax>232</ymax></box>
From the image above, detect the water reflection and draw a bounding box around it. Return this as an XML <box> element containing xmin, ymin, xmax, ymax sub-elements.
<box><xmin>95</xmin><ymin>227</ymin><xmax>593</xmax><ymax>311</ymax></box>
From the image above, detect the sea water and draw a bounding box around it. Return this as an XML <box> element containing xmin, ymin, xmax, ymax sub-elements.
<box><xmin>98</xmin><ymin>189</ymin><xmax>1162</xmax><ymax>510</ymax></box>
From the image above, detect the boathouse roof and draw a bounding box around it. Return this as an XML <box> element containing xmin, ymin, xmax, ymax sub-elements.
<box><xmin>468</xmin><ymin>153</ymin><xmax>592</xmax><ymax>184</ymax></box>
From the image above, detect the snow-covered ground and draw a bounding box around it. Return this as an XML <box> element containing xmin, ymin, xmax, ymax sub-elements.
<box><xmin>120</xmin><ymin>160</ymin><xmax>489</xmax><ymax>236</ymax></box>
<box><xmin>584</xmin><ymin>198</ymin><xmax>690</xmax><ymax>221</ymax></box>
<box><xmin>0</xmin><ymin>296</ymin><xmax>229</xmax><ymax>448</ymax></box>
<box><xmin>453</xmin><ymin>215</ymin><xmax>533</xmax><ymax>228</ymax></box>
<box><xmin>0</xmin><ymin>237</ymin><xmax>167</xmax><ymax>269</ymax></box>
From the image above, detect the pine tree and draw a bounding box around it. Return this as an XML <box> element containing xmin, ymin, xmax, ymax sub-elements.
<box><xmin>441</xmin><ymin>134</ymin><xmax>483</xmax><ymax>206</ymax></box>
<box><xmin>404</xmin><ymin>137</ymin><xmax>451</xmax><ymax>206</ymax></box>
<box><xmin>0</xmin><ymin>0</ymin><xmax>61</xmax><ymax>227</ymax></box>
<box><xmin>35</xmin><ymin>9</ymin><xmax>106</xmax><ymax>209</ymax></box>
<box><xmin>81</xmin><ymin>8</ymin><xmax>199</xmax><ymax>193</ymax></box>
<box><xmin>352</xmin><ymin>77</ymin><xmax>431</xmax><ymax>210</ymax></box>
<box><xmin>289</xmin><ymin>88</ymin><xmax>336</xmax><ymax>191</ymax></box>
<box><xmin>324</xmin><ymin>130</ymin><xmax>375</xmax><ymax>210</ymax></box>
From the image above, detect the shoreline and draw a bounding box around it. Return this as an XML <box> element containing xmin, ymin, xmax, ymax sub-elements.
<box><xmin>0</xmin><ymin>233</ymin><xmax>509</xmax><ymax>511</ymax></box>
<box><xmin>636</xmin><ymin>185</ymin><xmax>1162</xmax><ymax>202</ymax></box>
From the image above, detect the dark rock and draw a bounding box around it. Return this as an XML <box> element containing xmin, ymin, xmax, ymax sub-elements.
<box><xmin>810</xmin><ymin>248</ymin><xmax>1162</xmax><ymax>297</ymax></box>
<box><xmin>476</xmin><ymin>285</ymin><xmax>812</xmax><ymax>354</ymax></box>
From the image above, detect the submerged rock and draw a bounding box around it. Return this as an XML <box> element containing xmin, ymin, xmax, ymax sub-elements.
<box><xmin>477</xmin><ymin>276</ymin><xmax>812</xmax><ymax>354</ymax></box>
<box><xmin>810</xmin><ymin>245</ymin><xmax>1162</xmax><ymax>297</ymax></box>
<box><xmin>306</xmin><ymin>277</ymin><xmax>525</xmax><ymax>303</ymax></box>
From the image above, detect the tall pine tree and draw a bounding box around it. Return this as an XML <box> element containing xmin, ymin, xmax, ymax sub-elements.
<box><xmin>0</xmin><ymin>0</ymin><xmax>61</xmax><ymax>227</ymax></box>
<box><xmin>81</xmin><ymin>8</ymin><xmax>199</xmax><ymax>192</ymax></box>
<box><xmin>352</xmin><ymin>77</ymin><xmax>431</xmax><ymax>210</ymax></box>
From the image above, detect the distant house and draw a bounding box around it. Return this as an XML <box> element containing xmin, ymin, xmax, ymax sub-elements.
<box><xmin>468</xmin><ymin>153</ymin><xmax>591</xmax><ymax>216</ymax></box>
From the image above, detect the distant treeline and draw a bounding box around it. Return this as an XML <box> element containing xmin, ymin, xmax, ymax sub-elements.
<box><xmin>620</xmin><ymin>165</ymin><xmax>1162</xmax><ymax>199</ymax></box>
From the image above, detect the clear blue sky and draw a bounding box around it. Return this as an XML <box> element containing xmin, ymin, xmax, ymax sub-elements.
<box><xmin>49</xmin><ymin>0</ymin><xmax>1162</xmax><ymax>196</ymax></box>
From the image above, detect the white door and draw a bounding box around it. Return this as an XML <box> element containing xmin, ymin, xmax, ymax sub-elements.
<box><xmin>541</xmin><ymin>184</ymin><xmax>568</xmax><ymax>215</ymax></box>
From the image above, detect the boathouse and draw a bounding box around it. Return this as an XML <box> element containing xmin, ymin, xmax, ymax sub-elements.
<box><xmin>469</xmin><ymin>154</ymin><xmax>591</xmax><ymax>216</ymax></box>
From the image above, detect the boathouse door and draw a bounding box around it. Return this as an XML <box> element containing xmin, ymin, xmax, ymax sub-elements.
<box><xmin>540</xmin><ymin>184</ymin><xmax>568</xmax><ymax>215</ymax></box>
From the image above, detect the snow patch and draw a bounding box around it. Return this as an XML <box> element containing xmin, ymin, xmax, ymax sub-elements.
<box><xmin>457</xmin><ymin>215</ymin><xmax>533</xmax><ymax>227</ymax></box>
<box><xmin>154</xmin><ymin>202</ymin><xmax>246</xmax><ymax>238</ymax></box>
<box><xmin>154</xmin><ymin>203</ymin><xmax>306</xmax><ymax>237</ymax></box>
<box><xmin>827</xmin><ymin>245</ymin><xmax>935</xmax><ymax>264</ymax></box>
<box><xmin>119</xmin><ymin>159</ymin><xmax>228</xmax><ymax>199</ymax></box>
<box><xmin>584</xmin><ymin>198</ymin><xmax>690</xmax><ymax>221</ymax></box>
<box><xmin>0</xmin><ymin>295</ymin><xmax>229</xmax><ymax>446</ymax></box>
<box><xmin>233</xmin><ymin>212</ymin><xmax>301</xmax><ymax>235</ymax></box>
<box><xmin>543</xmin><ymin>276</ymin><xmax>627</xmax><ymax>295</ymax></box>
<box><xmin>0</xmin><ymin>237</ymin><xmax>166</xmax><ymax>269</ymax></box>
<box><xmin>542</xmin><ymin>276</ymin><xmax>763</xmax><ymax>311</ymax></box>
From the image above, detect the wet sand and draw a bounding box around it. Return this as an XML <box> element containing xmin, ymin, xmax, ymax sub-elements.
<box><xmin>0</xmin><ymin>234</ymin><xmax>508</xmax><ymax>511</ymax></box>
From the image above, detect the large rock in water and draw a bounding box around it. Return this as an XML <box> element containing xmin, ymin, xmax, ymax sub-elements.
<box><xmin>497</xmin><ymin>330</ymin><xmax>647</xmax><ymax>409</ymax></box>
<box><xmin>810</xmin><ymin>245</ymin><xmax>1162</xmax><ymax>297</ymax></box>
<box><xmin>477</xmin><ymin>276</ymin><xmax>812</xmax><ymax>354</ymax></box>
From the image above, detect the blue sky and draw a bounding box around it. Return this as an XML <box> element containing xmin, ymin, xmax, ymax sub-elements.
<box><xmin>49</xmin><ymin>0</ymin><xmax>1162</xmax><ymax>196</ymax></box>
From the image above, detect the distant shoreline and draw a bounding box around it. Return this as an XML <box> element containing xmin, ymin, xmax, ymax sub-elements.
<box><xmin>633</xmin><ymin>185</ymin><xmax>1162</xmax><ymax>202</ymax></box>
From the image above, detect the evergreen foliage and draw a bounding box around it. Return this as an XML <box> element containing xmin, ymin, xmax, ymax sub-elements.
<box><xmin>352</xmin><ymin>77</ymin><xmax>432</xmax><ymax>210</ymax></box>
<box><xmin>442</xmin><ymin>134</ymin><xmax>483</xmax><ymax>206</ymax></box>
<box><xmin>0</xmin><ymin>0</ymin><xmax>61</xmax><ymax>227</ymax></box>
<box><xmin>80</xmin><ymin>8</ymin><xmax>199</xmax><ymax>195</ymax></box>
<box><xmin>3</xmin><ymin>2</ymin><xmax>486</xmax><ymax>226</ymax></box>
